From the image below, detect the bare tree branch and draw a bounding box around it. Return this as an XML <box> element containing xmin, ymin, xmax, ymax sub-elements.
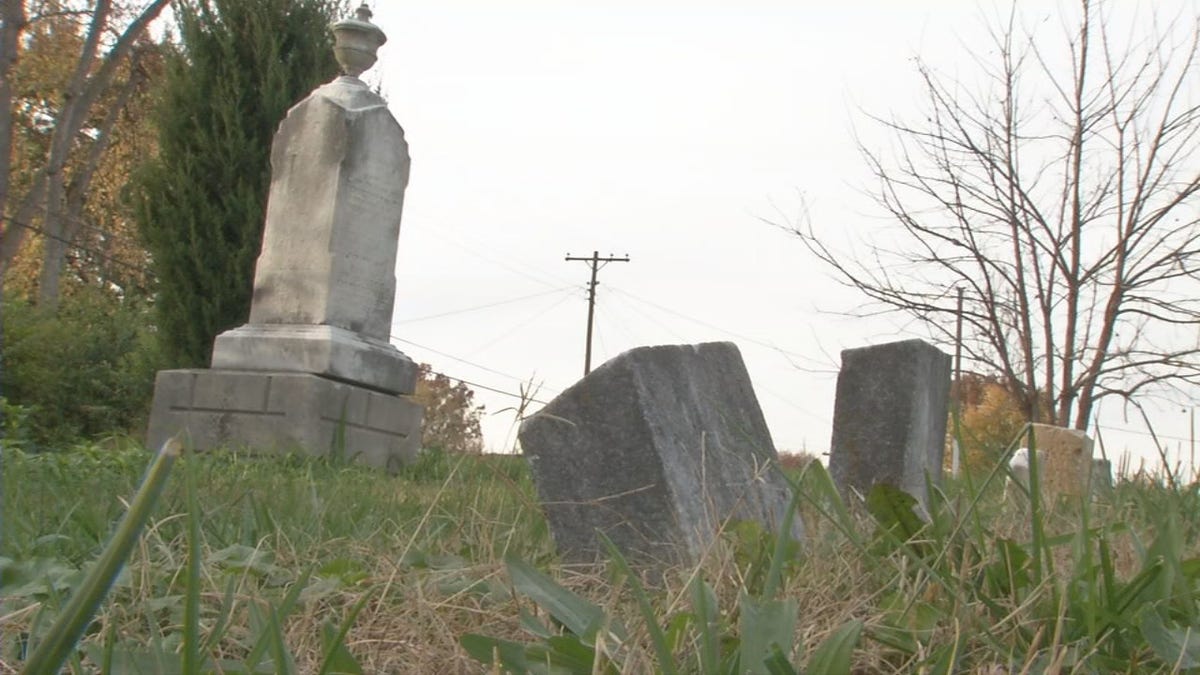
<box><xmin>0</xmin><ymin>0</ymin><xmax>168</xmax><ymax>305</ymax></box>
<box><xmin>781</xmin><ymin>0</ymin><xmax>1200</xmax><ymax>431</ymax></box>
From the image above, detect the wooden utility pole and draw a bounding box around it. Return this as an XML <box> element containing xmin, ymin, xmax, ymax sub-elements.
<box><xmin>952</xmin><ymin>286</ymin><xmax>964</xmax><ymax>476</ymax></box>
<box><xmin>565</xmin><ymin>251</ymin><xmax>630</xmax><ymax>375</ymax></box>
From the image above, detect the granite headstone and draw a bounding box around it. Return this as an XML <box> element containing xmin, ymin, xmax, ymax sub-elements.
<box><xmin>828</xmin><ymin>338</ymin><xmax>951</xmax><ymax>512</ymax></box>
<box><xmin>519</xmin><ymin>342</ymin><xmax>803</xmax><ymax>566</ymax></box>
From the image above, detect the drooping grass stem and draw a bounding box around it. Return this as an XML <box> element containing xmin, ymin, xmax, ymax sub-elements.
<box><xmin>21</xmin><ymin>437</ymin><xmax>181</xmax><ymax>675</ymax></box>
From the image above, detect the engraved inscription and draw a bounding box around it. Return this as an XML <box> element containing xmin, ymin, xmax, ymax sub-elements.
<box><xmin>336</xmin><ymin>178</ymin><xmax>404</xmax><ymax>259</ymax></box>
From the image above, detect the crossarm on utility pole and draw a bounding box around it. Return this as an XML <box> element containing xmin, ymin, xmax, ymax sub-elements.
<box><xmin>565</xmin><ymin>250</ymin><xmax>630</xmax><ymax>376</ymax></box>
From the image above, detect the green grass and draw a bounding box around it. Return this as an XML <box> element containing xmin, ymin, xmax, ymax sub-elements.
<box><xmin>2</xmin><ymin>441</ymin><xmax>549</xmax><ymax>672</ymax></box>
<box><xmin>3</xmin><ymin>439</ymin><xmax>1200</xmax><ymax>673</ymax></box>
<box><xmin>4</xmin><ymin>441</ymin><xmax>544</xmax><ymax>562</ymax></box>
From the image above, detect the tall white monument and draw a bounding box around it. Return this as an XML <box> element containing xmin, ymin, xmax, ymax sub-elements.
<box><xmin>147</xmin><ymin>5</ymin><xmax>423</xmax><ymax>469</ymax></box>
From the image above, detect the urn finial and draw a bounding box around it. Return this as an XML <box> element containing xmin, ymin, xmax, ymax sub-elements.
<box><xmin>332</xmin><ymin>3</ymin><xmax>387</xmax><ymax>78</ymax></box>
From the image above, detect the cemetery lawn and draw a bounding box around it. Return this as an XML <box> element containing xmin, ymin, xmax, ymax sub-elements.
<box><xmin>3</xmin><ymin>442</ymin><xmax>1200</xmax><ymax>673</ymax></box>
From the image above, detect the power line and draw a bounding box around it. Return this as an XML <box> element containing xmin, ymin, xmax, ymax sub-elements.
<box><xmin>1094</xmin><ymin>423</ymin><xmax>1193</xmax><ymax>444</ymax></box>
<box><xmin>430</xmin><ymin>370</ymin><xmax>549</xmax><ymax>406</ymax></box>
<box><xmin>755</xmin><ymin>384</ymin><xmax>831</xmax><ymax>424</ymax></box>
<box><xmin>467</xmin><ymin>289</ymin><xmax>577</xmax><ymax>356</ymax></box>
<box><xmin>594</xmin><ymin>301</ymin><xmax>611</xmax><ymax>364</ymax></box>
<box><xmin>394</xmin><ymin>286</ymin><xmax>575</xmax><ymax>324</ymax></box>
<box><xmin>593</xmin><ymin>288</ymin><xmax>644</xmax><ymax>349</ymax></box>
<box><xmin>390</xmin><ymin>335</ymin><xmax>562</xmax><ymax>396</ymax></box>
<box><xmin>605</xmin><ymin>287</ymin><xmax>693</xmax><ymax>344</ymax></box>
<box><xmin>596</xmin><ymin>287</ymin><xmax>830</xmax><ymax>424</ymax></box>
<box><xmin>415</xmin><ymin>217</ymin><xmax>575</xmax><ymax>290</ymax></box>
<box><xmin>0</xmin><ymin>213</ymin><xmax>151</xmax><ymax>279</ymax></box>
<box><xmin>607</xmin><ymin>285</ymin><xmax>830</xmax><ymax>374</ymax></box>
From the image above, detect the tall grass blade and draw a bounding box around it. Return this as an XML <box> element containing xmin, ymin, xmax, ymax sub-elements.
<box><xmin>245</xmin><ymin>566</ymin><xmax>314</xmax><ymax>670</ymax></box>
<box><xmin>738</xmin><ymin>592</ymin><xmax>798</xmax><ymax>675</ymax></box>
<box><xmin>21</xmin><ymin>437</ymin><xmax>181</xmax><ymax>675</ymax></box>
<box><xmin>101</xmin><ymin>623</ymin><xmax>115</xmax><ymax>675</ymax></box>
<box><xmin>787</xmin><ymin>464</ymin><xmax>862</xmax><ymax>549</ymax></box>
<box><xmin>762</xmin><ymin>648</ymin><xmax>798</xmax><ymax>675</ymax></box>
<box><xmin>459</xmin><ymin>633</ymin><xmax>531</xmax><ymax>671</ymax></box>
<box><xmin>545</xmin><ymin>634</ymin><xmax>597</xmax><ymax>671</ymax></box>
<box><xmin>1141</xmin><ymin>612</ymin><xmax>1200</xmax><ymax>669</ymax></box>
<box><xmin>203</xmin><ymin>575</ymin><xmax>240</xmax><ymax>651</ymax></box>
<box><xmin>317</xmin><ymin>590</ymin><xmax>374</xmax><ymax>674</ymax></box>
<box><xmin>1024</xmin><ymin>425</ymin><xmax>1053</xmax><ymax>583</ymax></box>
<box><xmin>762</xmin><ymin>480</ymin><xmax>803</xmax><ymax>601</ymax></box>
<box><xmin>504</xmin><ymin>555</ymin><xmax>607</xmax><ymax>639</ymax></box>
<box><xmin>183</xmin><ymin>451</ymin><xmax>202</xmax><ymax>674</ymax></box>
<box><xmin>690</xmin><ymin>578</ymin><xmax>721</xmax><ymax>675</ymax></box>
<box><xmin>805</xmin><ymin>619</ymin><xmax>862</xmax><ymax>675</ymax></box>
<box><xmin>597</xmin><ymin>533</ymin><xmax>677</xmax><ymax>675</ymax></box>
<box><xmin>266</xmin><ymin>607</ymin><xmax>298</xmax><ymax>675</ymax></box>
<box><xmin>865</xmin><ymin>483</ymin><xmax>926</xmax><ymax>555</ymax></box>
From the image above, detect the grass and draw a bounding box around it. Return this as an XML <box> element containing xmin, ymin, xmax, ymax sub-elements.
<box><xmin>2</xmin><ymin>438</ymin><xmax>1200</xmax><ymax>673</ymax></box>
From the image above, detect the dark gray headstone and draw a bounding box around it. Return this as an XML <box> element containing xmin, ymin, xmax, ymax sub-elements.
<box><xmin>1091</xmin><ymin>458</ymin><xmax>1113</xmax><ymax>496</ymax></box>
<box><xmin>519</xmin><ymin>342</ymin><xmax>803</xmax><ymax>566</ymax></box>
<box><xmin>828</xmin><ymin>338</ymin><xmax>951</xmax><ymax>511</ymax></box>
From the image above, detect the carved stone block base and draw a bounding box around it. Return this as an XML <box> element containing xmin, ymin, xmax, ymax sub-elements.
<box><xmin>146</xmin><ymin>369</ymin><xmax>422</xmax><ymax>472</ymax></box>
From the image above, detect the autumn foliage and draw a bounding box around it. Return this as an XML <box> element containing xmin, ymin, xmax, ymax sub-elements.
<box><xmin>950</xmin><ymin>373</ymin><xmax>1028</xmax><ymax>474</ymax></box>
<box><xmin>1</xmin><ymin>3</ymin><xmax>165</xmax><ymax>301</ymax></box>
<box><xmin>412</xmin><ymin>363</ymin><xmax>485</xmax><ymax>455</ymax></box>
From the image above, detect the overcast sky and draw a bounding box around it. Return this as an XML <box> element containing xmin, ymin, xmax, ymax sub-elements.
<box><xmin>359</xmin><ymin>1</ymin><xmax>1198</xmax><ymax>473</ymax></box>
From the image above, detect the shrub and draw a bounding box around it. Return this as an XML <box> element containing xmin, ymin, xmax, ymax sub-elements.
<box><xmin>0</xmin><ymin>287</ymin><xmax>164</xmax><ymax>446</ymax></box>
<box><xmin>948</xmin><ymin>374</ymin><xmax>1029</xmax><ymax>474</ymax></box>
<box><xmin>958</xmin><ymin>381</ymin><xmax>1026</xmax><ymax>472</ymax></box>
<box><xmin>412</xmin><ymin>363</ymin><xmax>484</xmax><ymax>454</ymax></box>
<box><xmin>777</xmin><ymin>451</ymin><xmax>819</xmax><ymax>474</ymax></box>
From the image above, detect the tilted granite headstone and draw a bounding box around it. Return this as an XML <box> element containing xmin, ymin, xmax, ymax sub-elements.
<box><xmin>519</xmin><ymin>342</ymin><xmax>803</xmax><ymax>566</ymax></box>
<box><xmin>146</xmin><ymin>5</ymin><xmax>423</xmax><ymax>469</ymax></box>
<box><xmin>828</xmin><ymin>338</ymin><xmax>951</xmax><ymax>512</ymax></box>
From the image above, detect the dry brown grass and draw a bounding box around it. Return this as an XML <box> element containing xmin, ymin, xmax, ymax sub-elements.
<box><xmin>4</xmin><ymin>446</ymin><xmax>1199</xmax><ymax>673</ymax></box>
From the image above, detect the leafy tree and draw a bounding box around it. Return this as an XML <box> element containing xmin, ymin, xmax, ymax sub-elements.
<box><xmin>3</xmin><ymin>7</ymin><xmax>163</xmax><ymax>301</ymax></box>
<box><xmin>789</xmin><ymin>1</ymin><xmax>1200</xmax><ymax>430</ymax></box>
<box><xmin>0</xmin><ymin>0</ymin><xmax>169</xmax><ymax>306</ymax></box>
<box><xmin>132</xmin><ymin>0</ymin><xmax>342</xmax><ymax>367</ymax></box>
<box><xmin>412</xmin><ymin>364</ymin><xmax>485</xmax><ymax>455</ymax></box>
<box><xmin>949</xmin><ymin>372</ymin><xmax>1027</xmax><ymax>474</ymax></box>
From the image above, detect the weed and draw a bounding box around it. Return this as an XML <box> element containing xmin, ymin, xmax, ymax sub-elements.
<box><xmin>3</xmin><ymin>439</ymin><xmax>1200</xmax><ymax>672</ymax></box>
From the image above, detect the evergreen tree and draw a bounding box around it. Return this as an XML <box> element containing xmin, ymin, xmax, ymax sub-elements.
<box><xmin>133</xmin><ymin>0</ymin><xmax>342</xmax><ymax>366</ymax></box>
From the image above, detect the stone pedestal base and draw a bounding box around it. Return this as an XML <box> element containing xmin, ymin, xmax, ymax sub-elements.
<box><xmin>146</xmin><ymin>369</ymin><xmax>422</xmax><ymax>472</ymax></box>
<box><xmin>211</xmin><ymin>324</ymin><xmax>417</xmax><ymax>395</ymax></box>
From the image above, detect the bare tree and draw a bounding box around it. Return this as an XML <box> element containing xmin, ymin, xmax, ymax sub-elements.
<box><xmin>788</xmin><ymin>1</ymin><xmax>1200</xmax><ymax>431</ymax></box>
<box><xmin>0</xmin><ymin>0</ymin><xmax>25</xmax><ymax>265</ymax></box>
<box><xmin>0</xmin><ymin>0</ymin><xmax>168</xmax><ymax>306</ymax></box>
